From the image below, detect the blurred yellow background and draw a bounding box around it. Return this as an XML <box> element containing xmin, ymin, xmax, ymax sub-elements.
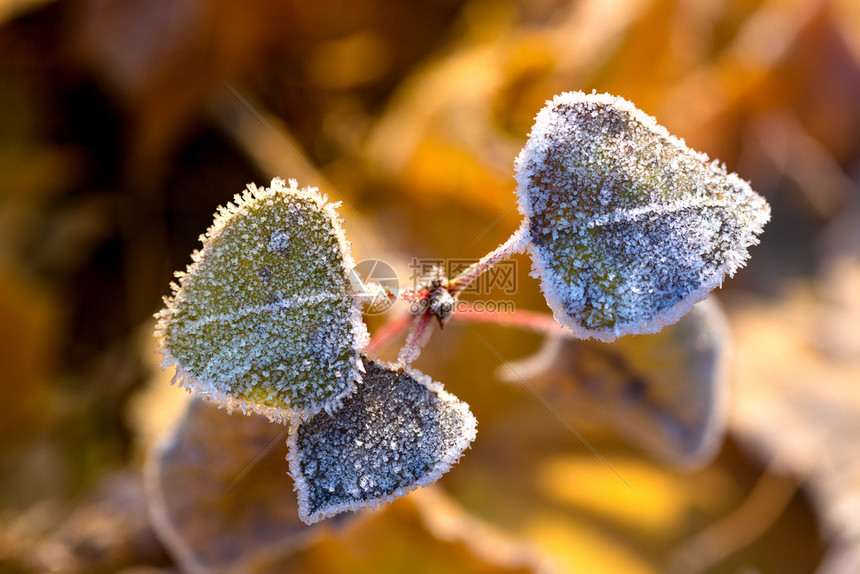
<box><xmin>1</xmin><ymin>0</ymin><xmax>859</xmax><ymax>572</ymax></box>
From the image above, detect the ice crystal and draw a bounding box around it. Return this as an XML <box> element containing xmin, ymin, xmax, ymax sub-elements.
<box><xmin>515</xmin><ymin>91</ymin><xmax>770</xmax><ymax>341</ymax></box>
<box><xmin>155</xmin><ymin>178</ymin><xmax>369</xmax><ymax>421</ymax></box>
<box><xmin>288</xmin><ymin>359</ymin><xmax>477</xmax><ymax>524</ymax></box>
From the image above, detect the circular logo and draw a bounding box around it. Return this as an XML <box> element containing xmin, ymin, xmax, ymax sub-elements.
<box><xmin>351</xmin><ymin>259</ymin><xmax>399</xmax><ymax>314</ymax></box>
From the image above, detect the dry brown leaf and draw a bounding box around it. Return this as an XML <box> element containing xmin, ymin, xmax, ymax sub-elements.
<box><xmin>145</xmin><ymin>399</ymin><xmax>328</xmax><ymax>574</ymax></box>
<box><xmin>729</xmin><ymin>276</ymin><xmax>860</xmax><ymax>574</ymax></box>
<box><xmin>498</xmin><ymin>299</ymin><xmax>730</xmax><ymax>468</ymax></box>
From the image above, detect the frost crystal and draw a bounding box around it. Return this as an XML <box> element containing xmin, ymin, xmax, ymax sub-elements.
<box><xmin>515</xmin><ymin>91</ymin><xmax>770</xmax><ymax>341</ymax></box>
<box><xmin>288</xmin><ymin>359</ymin><xmax>477</xmax><ymax>524</ymax></box>
<box><xmin>155</xmin><ymin>178</ymin><xmax>369</xmax><ymax>421</ymax></box>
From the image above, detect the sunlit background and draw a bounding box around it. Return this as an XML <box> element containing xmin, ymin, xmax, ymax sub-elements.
<box><xmin>1</xmin><ymin>0</ymin><xmax>859</xmax><ymax>572</ymax></box>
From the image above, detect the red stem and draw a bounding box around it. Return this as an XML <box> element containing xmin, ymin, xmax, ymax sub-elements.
<box><xmin>363</xmin><ymin>224</ymin><xmax>532</xmax><ymax>365</ymax></box>
<box><xmin>447</xmin><ymin>224</ymin><xmax>529</xmax><ymax>296</ymax></box>
<box><xmin>449</xmin><ymin>304</ymin><xmax>566</xmax><ymax>336</ymax></box>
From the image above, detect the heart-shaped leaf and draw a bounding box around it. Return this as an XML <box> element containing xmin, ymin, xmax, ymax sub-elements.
<box><xmin>515</xmin><ymin>91</ymin><xmax>770</xmax><ymax>341</ymax></box>
<box><xmin>288</xmin><ymin>359</ymin><xmax>477</xmax><ymax>524</ymax></box>
<box><xmin>155</xmin><ymin>178</ymin><xmax>369</xmax><ymax>420</ymax></box>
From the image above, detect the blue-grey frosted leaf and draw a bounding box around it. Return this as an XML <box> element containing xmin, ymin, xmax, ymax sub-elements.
<box><xmin>155</xmin><ymin>178</ymin><xmax>369</xmax><ymax>421</ymax></box>
<box><xmin>515</xmin><ymin>91</ymin><xmax>770</xmax><ymax>341</ymax></box>
<box><xmin>288</xmin><ymin>359</ymin><xmax>477</xmax><ymax>524</ymax></box>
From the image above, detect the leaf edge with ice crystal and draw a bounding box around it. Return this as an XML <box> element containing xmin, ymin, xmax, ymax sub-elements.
<box><xmin>153</xmin><ymin>177</ymin><xmax>370</xmax><ymax>423</ymax></box>
<box><xmin>514</xmin><ymin>91</ymin><xmax>770</xmax><ymax>342</ymax></box>
<box><xmin>286</xmin><ymin>358</ymin><xmax>478</xmax><ymax>524</ymax></box>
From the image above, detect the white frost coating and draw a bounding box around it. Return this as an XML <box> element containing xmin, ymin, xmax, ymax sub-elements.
<box><xmin>154</xmin><ymin>178</ymin><xmax>370</xmax><ymax>423</ymax></box>
<box><xmin>447</xmin><ymin>223</ymin><xmax>530</xmax><ymax>296</ymax></box>
<box><xmin>267</xmin><ymin>230</ymin><xmax>292</xmax><ymax>254</ymax></box>
<box><xmin>287</xmin><ymin>358</ymin><xmax>478</xmax><ymax>524</ymax></box>
<box><xmin>514</xmin><ymin>91</ymin><xmax>770</xmax><ymax>341</ymax></box>
<box><xmin>396</xmin><ymin>313</ymin><xmax>435</xmax><ymax>366</ymax></box>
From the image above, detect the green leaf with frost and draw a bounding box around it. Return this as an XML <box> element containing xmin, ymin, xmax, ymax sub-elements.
<box><xmin>288</xmin><ymin>358</ymin><xmax>477</xmax><ymax>524</ymax></box>
<box><xmin>155</xmin><ymin>178</ymin><xmax>369</xmax><ymax>421</ymax></box>
<box><xmin>515</xmin><ymin>91</ymin><xmax>770</xmax><ymax>342</ymax></box>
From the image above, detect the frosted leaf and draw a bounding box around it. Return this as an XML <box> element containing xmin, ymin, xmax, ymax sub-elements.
<box><xmin>515</xmin><ymin>91</ymin><xmax>770</xmax><ymax>341</ymax></box>
<box><xmin>288</xmin><ymin>359</ymin><xmax>477</xmax><ymax>524</ymax></box>
<box><xmin>154</xmin><ymin>178</ymin><xmax>369</xmax><ymax>421</ymax></box>
<box><xmin>498</xmin><ymin>299</ymin><xmax>729</xmax><ymax>468</ymax></box>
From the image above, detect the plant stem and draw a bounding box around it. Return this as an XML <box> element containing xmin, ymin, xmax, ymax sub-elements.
<box><xmin>367</xmin><ymin>224</ymin><xmax>532</xmax><ymax>366</ymax></box>
<box><xmin>450</xmin><ymin>304</ymin><xmax>567</xmax><ymax>337</ymax></box>
<box><xmin>447</xmin><ymin>224</ymin><xmax>529</xmax><ymax>296</ymax></box>
<box><xmin>396</xmin><ymin>312</ymin><xmax>434</xmax><ymax>366</ymax></box>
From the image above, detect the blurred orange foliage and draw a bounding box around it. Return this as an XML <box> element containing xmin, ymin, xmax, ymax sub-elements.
<box><xmin>1</xmin><ymin>0</ymin><xmax>858</xmax><ymax>571</ymax></box>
